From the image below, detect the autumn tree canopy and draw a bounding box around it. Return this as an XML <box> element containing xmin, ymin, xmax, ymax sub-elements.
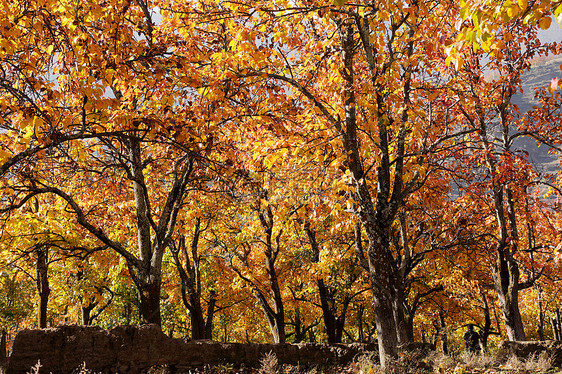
<box><xmin>1</xmin><ymin>0</ymin><xmax>561</xmax><ymax>371</ymax></box>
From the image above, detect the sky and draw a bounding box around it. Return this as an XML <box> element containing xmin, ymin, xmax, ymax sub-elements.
<box><xmin>538</xmin><ymin>21</ymin><xmax>562</xmax><ymax>43</ymax></box>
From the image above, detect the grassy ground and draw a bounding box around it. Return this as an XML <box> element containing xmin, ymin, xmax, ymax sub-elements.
<box><xmin>21</xmin><ymin>351</ymin><xmax>562</xmax><ymax>374</ymax></box>
<box><xmin>141</xmin><ymin>351</ymin><xmax>561</xmax><ymax>374</ymax></box>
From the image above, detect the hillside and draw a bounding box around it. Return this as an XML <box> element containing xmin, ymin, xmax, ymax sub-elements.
<box><xmin>512</xmin><ymin>55</ymin><xmax>562</xmax><ymax>175</ymax></box>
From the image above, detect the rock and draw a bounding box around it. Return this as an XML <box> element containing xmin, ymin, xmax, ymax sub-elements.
<box><xmin>6</xmin><ymin>325</ymin><xmax>378</xmax><ymax>373</ymax></box>
<box><xmin>398</xmin><ymin>342</ymin><xmax>434</xmax><ymax>353</ymax></box>
<box><xmin>496</xmin><ymin>340</ymin><xmax>562</xmax><ymax>366</ymax></box>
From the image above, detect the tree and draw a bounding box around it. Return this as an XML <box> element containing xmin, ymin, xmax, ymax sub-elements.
<box><xmin>0</xmin><ymin>0</ymin><xmax>233</xmax><ymax>326</ymax></box>
<box><xmin>444</xmin><ymin>21</ymin><xmax>559</xmax><ymax>340</ymax></box>
<box><xmin>302</xmin><ymin>221</ymin><xmax>367</xmax><ymax>343</ymax></box>
<box><xmin>225</xmin><ymin>189</ymin><xmax>287</xmax><ymax>344</ymax></box>
<box><xmin>169</xmin><ymin>215</ymin><xmax>220</xmax><ymax>340</ymax></box>
<box><xmin>167</xmin><ymin>1</ymin><xmax>480</xmax><ymax>367</ymax></box>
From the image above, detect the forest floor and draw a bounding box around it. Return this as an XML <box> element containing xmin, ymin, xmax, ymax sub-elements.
<box><xmin>18</xmin><ymin>351</ymin><xmax>562</xmax><ymax>373</ymax></box>
<box><xmin>143</xmin><ymin>365</ymin><xmax>562</xmax><ymax>374</ymax></box>
<box><xmin>142</xmin><ymin>355</ymin><xmax>562</xmax><ymax>374</ymax></box>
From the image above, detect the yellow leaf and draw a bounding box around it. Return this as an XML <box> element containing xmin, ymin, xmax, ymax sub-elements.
<box><xmin>0</xmin><ymin>148</ymin><xmax>11</xmax><ymax>164</ymax></box>
<box><xmin>538</xmin><ymin>16</ymin><xmax>552</xmax><ymax>30</ymax></box>
<box><xmin>22</xmin><ymin>125</ymin><xmax>34</xmax><ymax>142</ymax></box>
<box><xmin>33</xmin><ymin>116</ymin><xmax>44</xmax><ymax>128</ymax></box>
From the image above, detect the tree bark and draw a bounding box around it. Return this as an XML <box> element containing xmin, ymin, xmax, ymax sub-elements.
<box><xmin>136</xmin><ymin>278</ymin><xmax>162</xmax><ymax>325</ymax></box>
<box><xmin>205</xmin><ymin>290</ymin><xmax>217</xmax><ymax>339</ymax></box>
<box><xmin>439</xmin><ymin>312</ymin><xmax>448</xmax><ymax>355</ymax></box>
<box><xmin>393</xmin><ymin>289</ymin><xmax>413</xmax><ymax>345</ymax></box>
<box><xmin>479</xmin><ymin>292</ymin><xmax>492</xmax><ymax>351</ymax></box>
<box><xmin>82</xmin><ymin>304</ymin><xmax>94</xmax><ymax>325</ymax></box>
<box><xmin>36</xmin><ymin>246</ymin><xmax>50</xmax><ymax>328</ymax></box>
<box><xmin>0</xmin><ymin>330</ymin><xmax>6</xmax><ymax>363</ymax></box>
<box><xmin>551</xmin><ymin>316</ymin><xmax>560</xmax><ymax>340</ymax></box>
<box><xmin>357</xmin><ymin>304</ymin><xmax>364</xmax><ymax>343</ymax></box>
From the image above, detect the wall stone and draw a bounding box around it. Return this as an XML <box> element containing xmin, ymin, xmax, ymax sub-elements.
<box><xmin>6</xmin><ymin>325</ymin><xmax>378</xmax><ymax>373</ymax></box>
<box><xmin>496</xmin><ymin>340</ymin><xmax>562</xmax><ymax>366</ymax></box>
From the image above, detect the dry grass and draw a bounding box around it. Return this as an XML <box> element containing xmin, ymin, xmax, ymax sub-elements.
<box><xmin>259</xmin><ymin>351</ymin><xmax>280</xmax><ymax>374</ymax></box>
<box><xmin>501</xmin><ymin>351</ymin><xmax>554</xmax><ymax>372</ymax></box>
<box><xmin>350</xmin><ymin>350</ymin><xmax>558</xmax><ymax>374</ymax></box>
<box><xmin>352</xmin><ymin>352</ymin><xmax>380</xmax><ymax>374</ymax></box>
<box><xmin>20</xmin><ymin>349</ymin><xmax>561</xmax><ymax>374</ymax></box>
<box><xmin>459</xmin><ymin>351</ymin><xmax>498</xmax><ymax>369</ymax></box>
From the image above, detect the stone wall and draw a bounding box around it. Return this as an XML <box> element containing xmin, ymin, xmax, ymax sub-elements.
<box><xmin>5</xmin><ymin>325</ymin><xmax>378</xmax><ymax>373</ymax></box>
<box><xmin>496</xmin><ymin>340</ymin><xmax>562</xmax><ymax>366</ymax></box>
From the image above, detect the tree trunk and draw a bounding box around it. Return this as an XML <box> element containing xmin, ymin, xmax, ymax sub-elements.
<box><xmin>479</xmin><ymin>292</ymin><xmax>492</xmax><ymax>351</ymax></box>
<box><xmin>292</xmin><ymin>308</ymin><xmax>309</xmax><ymax>343</ymax></box>
<box><xmin>357</xmin><ymin>219</ymin><xmax>400</xmax><ymax>367</ymax></box>
<box><xmin>537</xmin><ymin>286</ymin><xmax>544</xmax><ymax>340</ymax></box>
<box><xmin>137</xmin><ymin>278</ymin><xmax>162</xmax><ymax>325</ymax></box>
<box><xmin>170</xmin><ymin>223</ymin><xmax>210</xmax><ymax>340</ymax></box>
<box><xmin>189</xmin><ymin>301</ymin><xmax>206</xmax><ymax>340</ymax></box>
<box><xmin>392</xmin><ymin>294</ymin><xmax>412</xmax><ymax>345</ymax></box>
<box><xmin>339</xmin><ymin>13</ymin><xmax>416</xmax><ymax>367</ymax></box>
<box><xmin>257</xmin><ymin>198</ymin><xmax>285</xmax><ymax>344</ymax></box>
<box><xmin>205</xmin><ymin>290</ymin><xmax>217</xmax><ymax>339</ymax></box>
<box><xmin>255</xmin><ymin>291</ymin><xmax>285</xmax><ymax>343</ymax></box>
<box><xmin>0</xmin><ymin>330</ymin><xmax>6</xmax><ymax>363</ymax></box>
<box><xmin>318</xmin><ymin>279</ymin><xmax>340</xmax><ymax>343</ymax></box>
<box><xmin>129</xmin><ymin>135</ymin><xmax>162</xmax><ymax>326</ymax></box>
<box><xmin>36</xmin><ymin>246</ymin><xmax>50</xmax><ymax>328</ymax></box>
<box><xmin>494</xmin><ymin>247</ymin><xmax>525</xmax><ymax>341</ymax></box>
<box><xmin>439</xmin><ymin>312</ymin><xmax>448</xmax><ymax>355</ymax></box>
<box><xmin>82</xmin><ymin>303</ymin><xmax>94</xmax><ymax>325</ymax></box>
<box><xmin>372</xmin><ymin>287</ymin><xmax>399</xmax><ymax>367</ymax></box>
<box><xmin>554</xmin><ymin>309</ymin><xmax>562</xmax><ymax>340</ymax></box>
<box><xmin>305</xmin><ymin>223</ymin><xmax>348</xmax><ymax>343</ymax></box>
<box><xmin>551</xmin><ymin>316</ymin><xmax>560</xmax><ymax>340</ymax></box>
<box><xmin>358</xmin><ymin>304</ymin><xmax>364</xmax><ymax>343</ymax></box>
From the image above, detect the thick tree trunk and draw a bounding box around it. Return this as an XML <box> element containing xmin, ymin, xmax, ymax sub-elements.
<box><xmin>494</xmin><ymin>248</ymin><xmax>525</xmax><ymax>341</ymax></box>
<box><xmin>262</xmin><ymin>262</ymin><xmax>285</xmax><ymax>343</ymax></box>
<box><xmin>36</xmin><ymin>247</ymin><xmax>50</xmax><ymax>328</ymax></box>
<box><xmin>137</xmin><ymin>279</ymin><xmax>162</xmax><ymax>325</ymax></box>
<box><xmin>499</xmin><ymin>294</ymin><xmax>525</xmax><ymax>341</ymax></box>
<box><xmin>372</xmin><ymin>288</ymin><xmax>399</xmax><ymax>367</ymax></box>
<box><xmin>129</xmin><ymin>135</ymin><xmax>162</xmax><ymax>327</ymax></box>
<box><xmin>317</xmin><ymin>279</ymin><xmax>338</xmax><ymax>343</ymax></box>
<box><xmin>255</xmin><ymin>290</ymin><xmax>285</xmax><ymax>344</ymax></box>
<box><xmin>393</xmin><ymin>293</ymin><xmax>412</xmax><ymax>344</ymax></box>
<box><xmin>82</xmin><ymin>304</ymin><xmax>94</xmax><ymax>325</ymax></box>
<box><xmin>340</xmin><ymin>15</ymin><xmax>416</xmax><ymax>368</ymax></box>
<box><xmin>189</xmin><ymin>300</ymin><xmax>206</xmax><ymax>340</ymax></box>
